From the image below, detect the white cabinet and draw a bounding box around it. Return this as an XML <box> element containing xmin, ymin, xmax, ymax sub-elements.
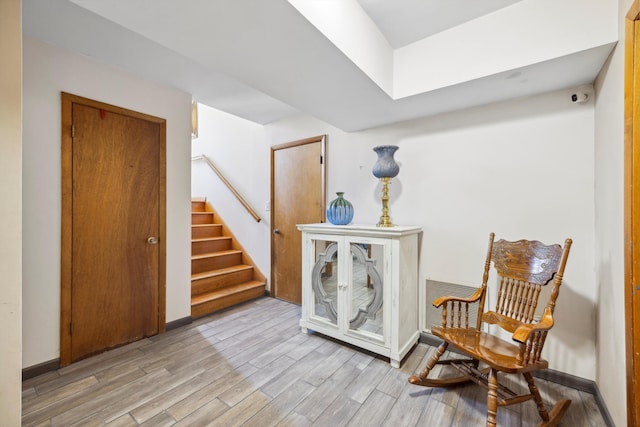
<box><xmin>297</xmin><ymin>223</ymin><xmax>421</xmax><ymax>367</ymax></box>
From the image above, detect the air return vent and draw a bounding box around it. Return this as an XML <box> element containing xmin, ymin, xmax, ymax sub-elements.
<box><xmin>425</xmin><ymin>280</ymin><xmax>486</xmax><ymax>333</ymax></box>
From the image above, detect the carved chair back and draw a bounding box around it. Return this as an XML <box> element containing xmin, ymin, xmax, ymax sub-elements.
<box><xmin>478</xmin><ymin>235</ymin><xmax>567</xmax><ymax>332</ymax></box>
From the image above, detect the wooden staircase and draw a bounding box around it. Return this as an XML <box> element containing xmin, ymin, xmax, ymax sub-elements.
<box><xmin>191</xmin><ymin>198</ymin><xmax>266</xmax><ymax>318</ymax></box>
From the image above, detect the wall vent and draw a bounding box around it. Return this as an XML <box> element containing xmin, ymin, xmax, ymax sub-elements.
<box><xmin>425</xmin><ymin>280</ymin><xmax>486</xmax><ymax>333</ymax></box>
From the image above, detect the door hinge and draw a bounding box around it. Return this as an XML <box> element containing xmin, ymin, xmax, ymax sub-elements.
<box><xmin>320</xmin><ymin>155</ymin><xmax>323</xmax><ymax>164</ymax></box>
<box><xmin>71</xmin><ymin>124</ymin><xmax>75</xmax><ymax>138</ymax></box>
<box><xmin>69</xmin><ymin>322</ymin><xmax>73</xmax><ymax>335</ymax></box>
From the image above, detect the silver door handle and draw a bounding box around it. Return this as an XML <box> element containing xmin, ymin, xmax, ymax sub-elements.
<box><xmin>147</xmin><ymin>236</ymin><xmax>159</xmax><ymax>245</ymax></box>
<box><xmin>273</xmin><ymin>229</ymin><xmax>280</xmax><ymax>234</ymax></box>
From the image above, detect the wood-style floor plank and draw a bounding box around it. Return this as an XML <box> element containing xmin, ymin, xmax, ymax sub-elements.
<box><xmin>260</xmin><ymin>350</ymin><xmax>325</xmax><ymax>399</ymax></box>
<box><xmin>22</xmin><ymin>367</ymin><xmax>148</xmax><ymax>426</ymax></box>
<box><xmin>291</xmin><ymin>362</ymin><xmax>362</xmax><ymax>422</ymax></box>
<box><xmin>347</xmin><ymin>389</ymin><xmax>396</xmax><ymax>427</ymax></box>
<box><xmin>129</xmin><ymin>368</ymin><xmax>227</xmax><ymax>424</ymax></box>
<box><xmin>172</xmin><ymin>398</ymin><xmax>228</xmax><ymax>426</ymax></box>
<box><xmin>22</xmin><ymin>297</ymin><xmax>609</xmax><ymax>426</ymax></box>
<box><xmin>344</xmin><ymin>357</ymin><xmax>388</xmax><ymax>403</ymax></box>
<box><xmin>206</xmin><ymin>390</ymin><xmax>271</xmax><ymax>427</ymax></box>
<box><xmin>242</xmin><ymin>380</ymin><xmax>316</xmax><ymax>427</ymax></box>
<box><xmin>166</xmin><ymin>363</ymin><xmax>258</xmax><ymax>422</ymax></box>
<box><xmin>218</xmin><ymin>355</ymin><xmax>296</xmax><ymax>407</ymax></box>
<box><xmin>312</xmin><ymin>395</ymin><xmax>360</xmax><ymax>427</ymax></box>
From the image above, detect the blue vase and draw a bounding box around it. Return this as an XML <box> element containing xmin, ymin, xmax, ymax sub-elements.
<box><xmin>372</xmin><ymin>145</ymin><xmax>400</xmax><ymax>178</ymax></box>
<box><xmin>326</xmin><ymin>192</ymin><xmax>354</xmax><ymax>225</ymax></box>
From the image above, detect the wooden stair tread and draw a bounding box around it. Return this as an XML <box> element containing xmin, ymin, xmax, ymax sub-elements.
<box><xmin>191</xmin><ymin>198</ymin><xmax>267</xmax><ymax>318</ymax></box>
<box><xmin>192</xmin><ymin>236</ymin><xmax>231</xmax><ymax>243</ymax></box>
<box><xmin>191</xmin><ymin>264</ymin><xmax>253</xmax><ymax>280</ymax></box>
<box><xmin>191</xmin><ymin>249</ymin><xmax>242</xmax><ymax>260</ymax></box>
<box><xmin>191</xmin><ymin>281</ymin><xmax>265</xmax><ymax>304</ymax></box>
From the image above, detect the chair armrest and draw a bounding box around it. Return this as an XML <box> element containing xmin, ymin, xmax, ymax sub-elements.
<box><xmin>512</xmin><ymin>307</ymin><xmax>554</xmax><ymax>344</ymax></box>
<box><xmin>432</xmin><ymin>286</ymin><xmax>484</xmax><ymax>307</ymax></box>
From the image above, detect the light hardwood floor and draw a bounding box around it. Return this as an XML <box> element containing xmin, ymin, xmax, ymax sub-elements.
<box><xmin>22</xmin><ymin>297</ymin><xmax>607</xmax><ymax>426</ymax></box>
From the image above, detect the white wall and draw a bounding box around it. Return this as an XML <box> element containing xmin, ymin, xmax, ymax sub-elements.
<box><xmin>0</xmin><ymin>0</ymin><xmax>23</xmax><ymax>423</ymax></box>
<box><xmin>395</xmin><ymin>0</ymin><xmax>617</xmax><ymax>98</ymax></box>
<box><xmin>236</xmin><ymin>88</ymin><xmax>594</xmax><ymax>380</ymax></box>
<box><xmin>289</xmin><ymin>0</ymin><xmax>617</xmax><ymax>101</ymax></box>
<box><xmin>22</xmin><ymin>37</ymin><xmax>192</xmax><ymax>368</ymax></box>
<box><xmin>594</xmin><ymin>0</ymin><xmax>629</xmax><ymax>425</ymax></box>
<box><xmin>191</xmin><ymin>104</ymin><xmax>272</xmax><ymax>279</ymax></box>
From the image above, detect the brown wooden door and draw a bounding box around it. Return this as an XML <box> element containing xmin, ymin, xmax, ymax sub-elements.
<box><xmin>61</xmin><ymin>93</ymin><xmax>166</xmax><ymax>365</ymax></box>
<box><xmin>271</xmin><ymin>136</ymin><xmax>326</xmax><ymax>304</ymax></box>
<box><xmin>627</xmin><ymin>11</ymin><xmax>640</xmax><ymax>425</ymax></box>
<box><xmin>628</xmin><ymin>9</ymin><xmax>640</xmax><ymax>425</ymax></box>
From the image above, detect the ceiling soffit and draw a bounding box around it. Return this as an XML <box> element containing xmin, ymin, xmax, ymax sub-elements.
<box><xmin>25</xmin><ymin>0</ymin><xmax>618</xmax><ymax>131</ymax></box>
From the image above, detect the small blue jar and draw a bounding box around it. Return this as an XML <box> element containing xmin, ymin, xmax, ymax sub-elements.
<box><xmin>326</xmin><ymin>192</ymin><xmax>354</xmax><ymax>225</ymax></box>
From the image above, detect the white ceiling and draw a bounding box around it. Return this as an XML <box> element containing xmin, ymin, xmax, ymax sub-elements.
<box><xmin>357</xmin><ymin>0</ymin><xmax>522</xmax><ymax>48</ymax></box>
<box><xmin>22</xmin><ymin>0</ymin><xmax>616</xmax><ymax>132</ymax></box>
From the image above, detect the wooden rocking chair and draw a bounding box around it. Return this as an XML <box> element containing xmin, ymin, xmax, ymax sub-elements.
<box><xmin>409</xmin><ymin>233</ymin><xmax>572</xmax><ymax>427</ymax></box>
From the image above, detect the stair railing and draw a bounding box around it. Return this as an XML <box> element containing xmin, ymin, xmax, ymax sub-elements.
<box><xmin>192</xmin><ymin>154</ymin><xmax>262</xmax><ymax>223</ymax></box>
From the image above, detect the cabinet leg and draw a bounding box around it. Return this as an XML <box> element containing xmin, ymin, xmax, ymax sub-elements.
<box><xmin>390</xmin><ymin>359</ymin><xmax>400</xmax><ymax>368</ymax></box>
<box><xmin>301</xmin><ymin>326</ymin><xmax>309</xmax><ymax>334</ymax></box>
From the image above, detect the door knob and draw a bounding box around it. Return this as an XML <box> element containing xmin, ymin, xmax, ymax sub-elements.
<box><xmin>273</xmin><ymin>229</ymin><xmax>280</xmax><ymax>234</ymax></box>
<box><xmin>147</xmin><ymin>236</ymin><xmax>159</xmax><ymax>245</ymax></box>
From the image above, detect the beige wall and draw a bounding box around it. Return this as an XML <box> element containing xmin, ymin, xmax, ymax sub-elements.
<box><xmin>194</xmin><ymin>86</ymin><xmax>599</xmax><ymax>380</ymax></box>
<box><xmin>191</xmin><ymin>104</ymin><xmax>271</xmax><ymax>278</ymax></box>
<box><xmin>0</xmin><ymin>0</ymin><xmax>23</xmax><ymax>423</ymax></box>
<box><xmin>264</xmin><ymin>90</ymin><xmax>597</xmax><ymax>380</ymax></box>
<box><xmin>594</xmin><ymin>1</ymin><xmax>631</xmax><ymax>425</ymax></box>
<box><xmin>22</xmin><ymin>37</ymin><xmax>193</xmax><ymax>368</ymax></box>
<box><xmin>15</xmin><ymin>3</ymin><xmax>628</xmax><ymax>424</ymax></box>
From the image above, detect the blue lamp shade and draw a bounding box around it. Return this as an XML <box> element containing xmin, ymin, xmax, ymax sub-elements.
<box><xmin>326</xmin><ymin>192</ymin><xmax>354</xmax><ymax>225</ymax></box>
<box><xmin>372</xmin><ymin>145</ymin><xmax>400</xmax><ymax>178</ymax></box>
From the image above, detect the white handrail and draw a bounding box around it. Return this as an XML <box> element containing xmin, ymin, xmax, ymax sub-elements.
<box><xmin>192</xmin><ymin>154</ymin><xmax>261</xmax><ymax>223</ymax></box>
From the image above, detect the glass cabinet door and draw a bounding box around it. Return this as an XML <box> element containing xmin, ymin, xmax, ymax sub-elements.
<box><xmin>310</xmin><ymin>239</ymin><xmax>339</xmax><ymax>326</ymax></box>
<box><xmin>348</xmin><ymin>242</ymin><xmax>384</xmax><ymax>339</ymax></box>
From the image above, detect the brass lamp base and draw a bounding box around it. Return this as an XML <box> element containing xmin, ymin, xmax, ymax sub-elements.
<box><xmin>377</xmin><ymin>177</ymin><xmax>394</xmax><ymax>227</ymax></box>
